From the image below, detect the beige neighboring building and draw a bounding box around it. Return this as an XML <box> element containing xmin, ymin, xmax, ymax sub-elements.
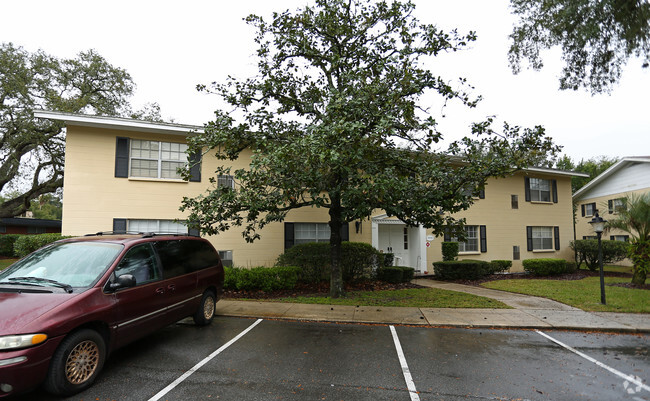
<box><xmin>36</xmin><ymin>110</ymin><xmax>586</xmax><ymax>272</ymax></box>
<box><xmin>573</xmin><ymin>157</ymin><xmax>650</xmax><ymax>259</ymax></box>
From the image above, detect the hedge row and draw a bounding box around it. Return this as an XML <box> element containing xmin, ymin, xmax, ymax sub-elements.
<box><xmin>0</xmin><ymin>233</ymin><xmax>70</xmax><ymax>258</ymax></box>
<box><xmin>522</xmin><ymin>258</ymin><xmax>577</xmax><ymax>276</ymax></box>
<box><xmin>224</xmin><ymin>266</ymin><xmax>301</xmax><ymax>292</ymax></box>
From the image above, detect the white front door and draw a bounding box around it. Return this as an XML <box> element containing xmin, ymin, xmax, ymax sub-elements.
<box><xmin>378</xmin><ymin>224</ymin><xmax>410</xmax><ymax>267</ymax></box>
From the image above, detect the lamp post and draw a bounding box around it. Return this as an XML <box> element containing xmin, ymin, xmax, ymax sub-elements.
<box><xmin>589</xmin><ymin>211</ymin><xmax>607</xmax><ymax>305</ymax></box>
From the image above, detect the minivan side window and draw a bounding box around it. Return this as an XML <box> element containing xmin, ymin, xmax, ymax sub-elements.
<box><xmin>154</xmin><ymin>240</ymin><xmax>220</xmax><ymax>279</ymax></box>
<box><xmin>114</xmin><ymin>244</ymin><xmax>160</xmax><ymax>285</ymax></box>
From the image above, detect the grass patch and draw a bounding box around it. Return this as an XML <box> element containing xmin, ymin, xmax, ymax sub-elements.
<box><xmin>0</xmin><ymin>259</ymin><xmax>17</xmax><ymax>271</ymax></box>
<box><xmin>243</xmin><ymin>288</ymin><xmax>511</xmax><ymax>309</ymax></box>
<box><xmin>482</xmin><ymin>277</ymin><xmax>648</xmax><ymax>313</ymax></box>
<box><xmin>603</xmin><ymin>265</ymin><xmax>634</xmax><ymax>274</ymax></box>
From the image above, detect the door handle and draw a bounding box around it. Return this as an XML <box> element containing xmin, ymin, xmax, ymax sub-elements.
<box><xmin>167</xmin><ymin>284</ymin><xmax>176</xmax><ymax>293</ymax></box>
<box><xmin>155</xmin><ymin>287</ymin><xmax>165</xmax><ymax>295</ymax></box>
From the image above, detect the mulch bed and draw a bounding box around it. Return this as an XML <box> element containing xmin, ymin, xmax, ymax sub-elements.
<box><xmin>224</xmin><ymin>269</ymin><xmax>648</xmax><ymax>300</ymax></box>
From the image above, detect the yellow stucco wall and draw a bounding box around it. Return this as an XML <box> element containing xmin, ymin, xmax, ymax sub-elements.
<box><xmin>63</xmin><ymin>125</ymin><xmax>576</xmax><ymax>272</ymax></box>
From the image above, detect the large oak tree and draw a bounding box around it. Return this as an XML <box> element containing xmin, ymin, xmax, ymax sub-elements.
<box><xmin>182</xmin><ymin>0</ymin><xmax>559</xmax><ymax>297</ymax></box>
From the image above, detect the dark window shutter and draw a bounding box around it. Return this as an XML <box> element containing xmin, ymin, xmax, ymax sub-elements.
<box><xmin>115</xmin><ymin>137</ymin><xmax>130</xmax><ymax>178</ymax></box>
<box><xmin>113</xmin><ymin>218</ymin><xmax>127</xmax><ymax>234</ymax></box>
<box><xmin>340</xmin><ymin>223</ymin><xmax>349</xmax><ymax>242</ymax></box>
<box><xmin>189</xmin><ymin>151</ymin><xmax>202</xmax><ymax>182</ymax></box>
<box><xmin>591</xmin><ymin>203</ymin><xmax>597</xmax><ymax>214</ymax></box>
<box><xmin>524</xmin><ymin>177</ymin><xmax>531</xmax><ymax>202</ymax></box>
<box><xmin>526</xmin><ymin>226</ymin><xmax>533</xmax><ymax>251</ymax></box>
<box><xmin>284</xmin><ymin>223</ymin><xmax>294</xmax><ymax>250</ymax></box>
<box><xmin>624</xmin><ymin>235</ymin><xmax>629</xmax><ymax>242</ymax></box>
<box><xmin>480</xmin><ymin>225</ymin><xmax>487</xmax><ymax>253</ymax></box>
<box><xmin>478</xmin><ymin>189</ymin><xmax>485</xmax><ymax>199</ymax></box>
<box><xmin>610</xmin><ymin>235</ymin><xmax>615</xmax><ymax>240</ymax></box>
<box><xmin>554</xmin><ymin>226</ymin><xmax>560</xmax><ymax>250</ymax></box>
<box><xmin>583</xmin><ymin>236</ymin><xmax>587</xmax><ymax>240</ymax></box>
<box><xmin>552</xmin><ymin>180</ymin><xmax>558</xmax><ymax>203</ymax></box>
<box><xmin>581</xmin><ymin>204</ymin><xmax>586</xmax><ymax>217</ymax></box>
<box><xmin>443</xmin><ymin>229</ymin><xmax>451</xmax><ymax>242</ymax></box>
<box><xmin>608</xmin><ymin>200</ymin><xmax>613</xmax><ymax>214</ymax></box>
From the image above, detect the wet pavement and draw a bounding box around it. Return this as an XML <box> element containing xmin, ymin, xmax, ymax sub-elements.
<box><xmin>18</xmin><ymin>316</ymin><xmax>650</xmax><ymax>401</ymax></box>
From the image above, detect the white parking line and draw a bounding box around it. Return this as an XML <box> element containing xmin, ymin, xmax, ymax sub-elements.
<box><xmin>536</xmin><ymin>330</ymin><xmax>649</xmax><ymax>393</ymax></box>
<box><xmin>390</xmin><ymin>325</ymin><xmax>420</xmax><ymax>401</ymax></box>
<box><xmin>148</xmin><ymin>318</ymin><xmax>264</xmax><ymax>401</ymax></box>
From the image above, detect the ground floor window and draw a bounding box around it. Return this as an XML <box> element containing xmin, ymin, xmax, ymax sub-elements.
<box><xmin>531</xmin><ymin>226</ymin><xmax>553</xmax><ymax>250</ymax></box>
<box><xmin>611</xmin><ymin>235</ymin><xmax>629</xmax><ymax>242</ymax></box>
<box><xmin>218</xmin><ymin>250</ymin><xmax>233</xmax><ymax>267</ymax></box>
<box><xmin>295</xmin><ymin>223</ymin><xmax>330</xmax><ymax>244</ymax></box>
<box><xmin>128</xmin><ymin>219</ymin><xmax>188</xmax><ymax>234</ymax></box>
<box><xmin>452</xmin><ymin>226</ymin><xmax>479</xmax><ymax>253</ymax></box>
<box><xmin>27</xmin><ymin>226</ymin><xmax>46</xmax><ymax>234</ymax></box>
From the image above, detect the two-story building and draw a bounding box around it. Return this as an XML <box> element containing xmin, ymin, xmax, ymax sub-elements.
<box><xmin>35</xmin><ymin>110</ymin><xmax>586</xmax><ymax>272</ymax></box>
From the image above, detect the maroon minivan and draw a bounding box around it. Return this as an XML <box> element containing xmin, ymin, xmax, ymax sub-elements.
<box><xmin>0</xmin><ymin>233</ymin><xmax>224</xmax><ymax>398</ymax></box>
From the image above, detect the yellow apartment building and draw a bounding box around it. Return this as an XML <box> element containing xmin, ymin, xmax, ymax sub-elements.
<box><xmin>36</xmin><ymin>110</ymin><xmax>587</xmax><ymax>272</ymax></box>
<box><xmin>573</xmin><ymin>157</ymin><xmax>650</xmax><ymax>265</ymax></box>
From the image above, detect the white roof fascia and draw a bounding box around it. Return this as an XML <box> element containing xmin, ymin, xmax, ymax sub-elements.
<box><xmin>33</xmin><ymin>110</ymin><xmax>204</xmax><ymax>136</ymax></box>
<box><xmin>523</xmin><ymin>166</ymin><xmax>590</xmax><ymax>178</ymax></box>
<box><xmin>573</xmin><ymin>157</ymin><xmax>650</xmax><ymax>200</ymax></box>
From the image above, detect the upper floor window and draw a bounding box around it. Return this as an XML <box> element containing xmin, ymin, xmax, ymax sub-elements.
<box><xmin>609</xmin><ymin>198</ymin><xmax>626</xmax><ymax>214</ymax></box>
<box><xmin>530</xmin><ymin>178</ymin><xmax>551</xmax><ymax>202</ymax></box>
<box><xmin>130</xmin><ymin>140</ymin><xmax>188</xmax><ymax>180</ymax></box>
<box><xmin>584</xmin><ymin>202</ymin><xmax>596</xmax><ymax>217</ymax></box>
<box><xmin>217</xmin><ymin>175</ymin><xmax>235</xmax><ymax>189</ymax></box>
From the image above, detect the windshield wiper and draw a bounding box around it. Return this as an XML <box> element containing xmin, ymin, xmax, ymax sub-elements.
<box><xmin>8</xmin><ymin>277</ymin><xmax>74</xmax><ymax>293</ymax></box>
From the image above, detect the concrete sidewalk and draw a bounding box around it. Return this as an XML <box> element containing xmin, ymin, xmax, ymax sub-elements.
<box><xmin>214</xmin><ymin>279</ymin><xmax>650</xmax><ymax>333</ymax></box>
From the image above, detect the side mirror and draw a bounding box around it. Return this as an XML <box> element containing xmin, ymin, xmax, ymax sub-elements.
<box><xmin>107</xmin><ymin>274</ymin><xmax>136</xmax><ymax>291</ymax></box>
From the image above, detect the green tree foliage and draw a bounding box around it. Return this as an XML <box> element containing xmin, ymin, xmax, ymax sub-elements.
<box><xmin>509</xmin><ymin>0</ymin><xmax>650</xmax><ymax>93</ymax></box>
<box><xmin>0</xmin><ymin>43</ymin><xmax>140</xmax><ymax>218</ymax></box>
<box><xmin>605</xmin><ymin>192</ymin><xmax>650</xmax><ymax>284</ymax></box>
<box><xmin>555</xmin><ymin>155</ymin><xmax>619</xmax><ymax>193</ymax></box>
<box><xmin>182</xmin><ymin>0</ymin><xmax>559</xmax><ymax>297</ymax></box>
<box><xmin>29</xmin><ymin>193</ymin><xmax>63</xmax><ymax>220</ymax></box>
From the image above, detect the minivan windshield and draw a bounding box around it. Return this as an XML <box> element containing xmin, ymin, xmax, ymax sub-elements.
<box><xmin>0</xmin><ymin>242</ymin><xmax>123</xmax><ymax>289</ymax></box>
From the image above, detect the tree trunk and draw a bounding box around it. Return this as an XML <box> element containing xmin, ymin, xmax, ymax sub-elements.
<box><xmin>329</xmin><ymin>197</ymin><xmax>345</xmax><ymax>298</ymax></box>
<box><xmin>631</xmin><ymin>267</ymin><xmax>647</xmax><ymax>286</ymax></box>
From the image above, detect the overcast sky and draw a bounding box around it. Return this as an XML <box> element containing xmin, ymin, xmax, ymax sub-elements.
<box><xmin>2</xmin><ymin>0</ymin><xmax>648</xmax><ymax>162</ymax></box>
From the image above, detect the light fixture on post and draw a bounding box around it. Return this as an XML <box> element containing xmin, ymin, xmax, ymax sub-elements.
<box><xmin>588</xmin><ymin>210</ymin><xmax>607</xmax><ymax>305</ymax></box>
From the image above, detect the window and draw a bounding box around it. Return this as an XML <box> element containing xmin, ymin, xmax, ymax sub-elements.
<box><xmin>294</xmin><ymin>223</ymin><xmax>330</xmax><ymax>244</ymax></box>
<box><xmin>452</xmin><ymin>226</ymin><xmax>479</xmax><ymax>253</ymax></box>
<box><xmin>611</xmin><ymin>235</ymin><xmax>629</xmax><ymax>242</ymax></box>
<box><xmin>217</xmin><ymin>175</ymin><xmax>235</xmax><ymax>189</ymax></box>
<box><xmin>128</xmin><ymin>219</ymin><xmax>188</xmax><ymax>234</ymax></box>
<box><xmin>114</xmin><ymin>244</ymin><xmax>160</xmax><ymax>284</ymax></box>
<box><xmin>511</xmin><ymin>195</ymin><xmax>519</xmax><ymax>209</ymax></box>
<box><xmin>403</xmin><ymin>227</ymin><xmax>409</xmax><ymax>250</ymax></box>
<box><xmin>130</xmin><ymin>139</ymin><xmax>188</xmax><ymax>179</ymax></box>
<box><xmin>531</xmin><ymin>226</ymin><xmax>553</xmax><ymax>250</ymax></box>
<box><xmin>219</xmin><ymin>250</ymin><xmax>233</xmax><ymax>267</ymax></box>
<box><xmin>583</xmin><ymin>235</ymin><xmax>598</xmax><ymax>240</ymax></box>
<box><xmin>609</xmin><ymin>198</ymin><xmax>626</xmax><ymax>214</ymax></box>
<box><xmin>529</xmin><ymin>178</ymin><xmax>551</xmax><ymax>202</ymax></box>
<box><xmin>584</xmin><ymin>203</ymin><xmax>596</xmax><ymax>216</ymax></box>
<box><xmin>27</xmin><ymin>226</ymin><xmax>46</xmax><ymax>234</ymax></box>
<box><xmin>513</xmin><ymin>245</ymin><xmax>520</xmax><ymax>260</ymax></box>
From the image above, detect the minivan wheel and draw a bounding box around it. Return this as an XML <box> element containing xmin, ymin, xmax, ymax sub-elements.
<box><xmin>44</xmin><ymin>329</ymin><xmax>106</xmax><ymax>396</ymax></box>
<box><xmin>194</xmin><ymin>290</ymin><xmax>216</xmax><ymax>326</ymax></box>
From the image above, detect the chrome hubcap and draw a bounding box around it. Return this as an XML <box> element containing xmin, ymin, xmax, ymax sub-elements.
<box><xmin>203</xmin><ymin>296</ymin><xmax>215</xmax><ymax>320</ymax></box>
<box><xmin>65</xmin><ymin>340</ymin><xmax>99</xmax><ymax>384</ymax></box>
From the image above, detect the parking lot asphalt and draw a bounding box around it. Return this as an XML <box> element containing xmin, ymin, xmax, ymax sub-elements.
<box><xmin>19</xmin><ymin>317</ymin><xmax>650</xmax><ymax>401</ymax></box>
<box><xmin>213</xmin><ymin>279</ymin><xmax>650</xmax><ymax>333</ymax></box>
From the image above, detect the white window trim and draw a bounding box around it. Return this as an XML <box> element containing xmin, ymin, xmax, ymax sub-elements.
<box><xmin>129</xmin><ymin>139</ymin><xmax>188</xmax><ymax>180</ymax></box>
<box><xmin>532</xmin><ymin>226</ymin><xmax>554</xmax><ymax>251</ymax></box>
<box><xmin>530</xmin><ymin>178</ymin><xmax>551</xmax><ymax>203</ymax></box>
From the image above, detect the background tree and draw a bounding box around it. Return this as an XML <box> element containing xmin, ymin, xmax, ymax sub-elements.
<box><xmin>555</xmin><ymin>155</ymin><xmax>619</xmax><ymax>193</ymax></box>
<box><xmin>605</xmin><ymin>192</ymin><xmax>650</xmax><ymax>285</ymax></box>
<box><xmin>182</xmin><ymin>0</ymin><xmax>559</xmax><ymax>298</ymax></box>
<box><xmin>508</xmin><ymin>0</ymin><xmax>650</xmax><ymax>93</ymax></box>
<box><xmin>0</xmin><ymin>43</ymin><xmax>138</xmax><ymax>218</ymax></box>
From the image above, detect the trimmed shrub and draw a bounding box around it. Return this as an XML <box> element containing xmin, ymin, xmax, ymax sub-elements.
<box><xmin>13</xmin><ymin>233</ymin><xmax>70</xmax><ymax>258</ymax></box>
<box><xmin>380</xmin><ymin>253</ymin><xmax>395</xmax><ymax>267</ymax></box>
<box><xmin>522</xmin><ymin>258</ymin><xmax>568</xmax><ymax>276</ymax></box>
<box><xmin>224</xmin><ymin>266</ymin><xmax>301</xmax><ymax>292</ymax></box>
<box><xmin>441</xmin><ymin>241</ymin><xmax>459</xmax><ymax>261</ymax></box>
<box><xmin>276</xmin><ymin>242</ymin><xmax>380</xmax><ymax>283</ymax></box>
<box><xmin>570</xmin><ymin>239</ymin><xmax>628</xmax><ymax>271</ymax></box>
<box><xmin>432</xmin><ymin>260</ymin><xmax>491</xmax><ymax>280</ymax></box>
<box><xmin>489</xmin><ymin>260</ymin><xmax>512</xmax><ymax>274</ymax></box>
<box><xmin>0</xmin><ymin>234</ymin><xmax>20</xmax><ymax>257</ymax></box>
<box><xmin>399</xmin><ymin>266</ymin><xmax>415</xmax><ymax>282</ymax></box>
<box><xmin>377</xmin><ymin>266</ymin><xmax>403</xmax><ymax>283</ymax></box>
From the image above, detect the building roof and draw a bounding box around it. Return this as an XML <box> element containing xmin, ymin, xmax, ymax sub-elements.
<box><xmin>573</xmin><ymin>156</ymin><xmax>650</xmax><ymax>200</ymax></box>
<box><xmin>33</xmin><ymin>110</ymin><xmax>204</xmax><ymax>136</ymax></box>
<box><xmin>0</xmin><ymin>218</ymin><xmax>62</xmax><ymax>228</ymax></box>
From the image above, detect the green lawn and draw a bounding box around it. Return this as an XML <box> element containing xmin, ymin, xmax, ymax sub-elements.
<box><xmin>240</xmin><ymin>288</ymin><xmax>512</xmax><ymax>309</ymax></box>
<box><xmin>603</xmin><ymin>265</ymin><xmax>634</xmax><ymax>274</ymax></box>
<box><xmin>482</xmin><ymin>276</ymin><xmax>648</xmax><ymax>313</ymax></box>
<box><xmin>0</xmin><ymin>259</ymin><xmax>17</xmax><ymax>271</ymax></box>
